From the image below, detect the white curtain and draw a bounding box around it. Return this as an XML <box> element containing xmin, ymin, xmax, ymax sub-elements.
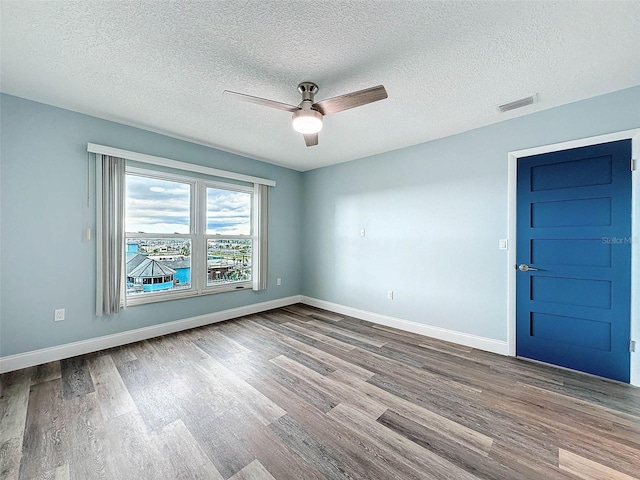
<box><xmin>96</xmin><ymin>154</ymin><xmax>125</xmax><ymax>315</ymax></box>
<box><xmin>253</xmin><ymin>183</ymin><xmax>269</xmax><ymax>291</ymax></box>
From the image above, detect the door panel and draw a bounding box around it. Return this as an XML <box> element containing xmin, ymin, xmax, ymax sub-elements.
<box><xmin>530</xmin><ymin>277</ymin><xmax>611</xmax><ymax>308</ymax></box>
<box><xmin>531</xmin><ymin>239</ymin><xmax>610</xmax><ymax>267</ymax></box>
<box><xmin>516</xmin><ymin>140</ymin><xmax>632</xmax><ymax>382</ymax></box>
<box><xmin>530</xmin><ymin>155</ymin><xmax>612</xmax><ymax>190</ymax></box>
<box><xmin>531</xmin><ymin>197</ymin><xmax>612</xmax><ymax>227</ymax></box>
<box><xmin>530</xmin><ymin>313</ymin><xmax>611</xmax><ymax>350</ymax></box>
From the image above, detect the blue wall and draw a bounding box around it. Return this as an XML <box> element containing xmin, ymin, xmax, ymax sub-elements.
<box><xmin>302</xmin><ymin>86</ymin><xmax>640</xmax><ymax>342</ymax></box>
<box><xmin>174</xmin><ymin>267</ymin><xmax>190</xmax><ymax>286</ymax></box>
<box><xmin>2</xmin><ymin>87</ymin><xmax>639</xmax><ymax>367</ymax></box>
<box><xmin>0</xmin><ymin>94</ymin><xmax>303</xmax><ymax>357</ymax></box>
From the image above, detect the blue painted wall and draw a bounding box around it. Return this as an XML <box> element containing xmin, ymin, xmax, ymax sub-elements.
<box><xmin>142</xmin><ymin>281</ymin><xmax>175</xmax><ymax>293</ymax></box>
<box><xmin>174</xmin><ymin>268</ymin><xmax>190</xmax><ymax>286</ymax></box>
<box><xmin>2</xmin><ymin>87</ymin><xmax>639</xmax><ymax>379</ymax></box>
<box><xmin>301</xmin><ymin>86</ymin><xmax>640</xmax><ymax>343</ymax></box>
<box><xmin>0</xmin><ymin>94</ymin><xmax>303</xmax><ymax>357</ymax></box>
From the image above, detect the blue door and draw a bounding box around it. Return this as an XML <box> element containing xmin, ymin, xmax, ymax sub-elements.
<box><xmin>516</xmin><ymin>140</ymin><xmax>632</xmax><ymax>382</ymax></box>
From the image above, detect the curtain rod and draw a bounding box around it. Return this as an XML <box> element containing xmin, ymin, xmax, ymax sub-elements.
<box><xmin>87</xmin><ymin>143</ymin><xmax>276</xmax><ymax>187</ymax></box>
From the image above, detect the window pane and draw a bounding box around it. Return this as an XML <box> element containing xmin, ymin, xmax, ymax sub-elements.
<box><xmin>207</xmin><ymin>238</ymin><xmax>252</xmax><ymax>286</ymax></box>
<box><xmin>126</xmin><ymin>239</ymin><xmax>191</xmax><ymax>296</ymax></box>
<box><xmin>126</xmin><ymin>175</ymin><xmax>191</xmax><ymax>234</ymax></box>
<box><xmin>206</xmin><ymin>188</ymin><xmax>251</xmax><ymax>235</ymax></box>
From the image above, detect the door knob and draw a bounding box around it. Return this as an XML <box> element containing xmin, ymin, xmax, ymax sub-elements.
<box><xmin>518</xmin><ymin>264</ymin><xmax>539</xmax><ymax>272</ymax></box>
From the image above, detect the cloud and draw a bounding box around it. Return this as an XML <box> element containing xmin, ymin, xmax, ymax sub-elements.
<box><xmin>126</xmin><ymin>175</ymin><xmax>191</xmax><ymax>233</ymax></box>
<box><xmin>206</xmin><ymin>188</ymin><xmax>250</xmax><ymax>235</ymax></box>
<box><xmin>125</xmin><ymin>175</ymin><xmax>251</xmax><ymax>235</ymax></box>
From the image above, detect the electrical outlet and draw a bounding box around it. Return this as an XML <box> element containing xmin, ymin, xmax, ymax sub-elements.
<box><xmin>54</xmin><ymin>308</ymin><xmax>65</xmax><ymax>321</ymax></box>
<box><xmin>387</xmin><ymin>290</ymin><xmax>393</xmax><ymax>300</ymax></box>
<box><xmin>276</xmin><ymin>278</ymin><xmax>282</xmax><ymax>286</ymax></box>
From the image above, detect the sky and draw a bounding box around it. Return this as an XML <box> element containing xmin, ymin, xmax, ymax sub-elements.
<box><xmin>125</xmin><ymin>174</ymin><xmax>251</xmax><ymax>235</ymax></box>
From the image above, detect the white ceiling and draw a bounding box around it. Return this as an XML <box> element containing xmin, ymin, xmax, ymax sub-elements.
<box><xmin>2</xmin><ymin>1</ymin><xmax>639</xmax><ymax>171</ymax></box>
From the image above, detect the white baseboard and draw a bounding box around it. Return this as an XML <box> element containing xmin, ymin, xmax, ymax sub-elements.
<box><xmin>0</xmin><ymin>294</ymin><xmax>510</xmax><ymax>374</ymax></box>
<box><xmin>0</xmin><ymin>295</ymin><xmax>302</xmax><ymax>374</ymax></box>
<box><xmin>300</xmin><ymin>296</ymin><xmax>510</xmax><ymax>356</ymax></box>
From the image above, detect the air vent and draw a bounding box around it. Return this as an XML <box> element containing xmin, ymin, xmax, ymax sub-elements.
<box><xmin>498</xmin><ymin>94</ymin><xmax>537</xmax><ymax>113</ymax></box>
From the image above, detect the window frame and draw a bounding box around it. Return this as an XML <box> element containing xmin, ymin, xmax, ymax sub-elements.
<box><xmin>124</xmin><ymin>165</ymin><xmax>254</xmax><ymax>306</ymax></box>
<box><xmin>203</xmin><ymin>180</ymin><xmax>253</xmax><ymax>290</ymax></box>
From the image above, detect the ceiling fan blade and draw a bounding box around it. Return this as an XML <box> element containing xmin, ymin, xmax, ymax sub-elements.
<box><xmin>303</xmin><ymin>133</ymin><xmax>318</xmax><ymax>147</ymax></box>
<box><xmin>223</xmin><ymin>90</ymin><xmax>299</xmax><ymax>112</ymax></box>
<box><xmin>313</xmin><ymin>85</ymin><xmax>388</xmax><ymax>116</ymax></box>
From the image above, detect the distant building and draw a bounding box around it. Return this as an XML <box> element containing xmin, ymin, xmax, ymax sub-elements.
<box><xmin>126</xmin><ymin>256</ymin><xmax>176</xmax><ymax>292</ymax></box>
<box><xmin>151</xmin><ymin>256</ymin><xmax>190</xmax><ymax>285</ymax></box>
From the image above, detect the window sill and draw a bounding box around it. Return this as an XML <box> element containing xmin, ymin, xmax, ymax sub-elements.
<box><xmin>125</xmin><ymin>281</ymin><xmax>252</xmax><ymax>307</ymax></box>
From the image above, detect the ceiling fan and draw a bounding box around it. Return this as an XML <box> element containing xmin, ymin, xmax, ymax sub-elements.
<box><xmin>223</xmin><ymin>82</ymin><xmax>388</xmax><ymax>147</ymax></box>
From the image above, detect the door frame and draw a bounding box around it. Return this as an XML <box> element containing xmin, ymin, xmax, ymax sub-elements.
<box><xmin>507</xmin><ymin>128</ymin><xmax>640</xmax><ymax>386</ymax></box>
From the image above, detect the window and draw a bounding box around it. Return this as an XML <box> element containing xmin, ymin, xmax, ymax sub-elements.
<box><xmin>92</xmin><ymin>145</ymin><xmax>271</xmax><ymax>316</ymax></box>
<box><xmin>205</xmin><ymin>187</ymin><xmax>252</xmax><ymax>287</ymax></box>
<box><xmin>124</xmin><ymin>167</ymin><xmax>254</xmax><ymax>305</ymax></box>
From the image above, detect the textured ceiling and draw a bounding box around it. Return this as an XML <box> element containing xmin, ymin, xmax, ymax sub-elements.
<box><xmin>2</xmin><ymin>1</ymin><xmax>639</xmax><ymax>171</ymax></box>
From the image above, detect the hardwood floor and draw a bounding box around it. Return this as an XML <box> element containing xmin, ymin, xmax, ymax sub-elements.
<box><xmin>2</xmin><ymin>304</ymin><xmax>640</xmax><ymax>479</ymax></box>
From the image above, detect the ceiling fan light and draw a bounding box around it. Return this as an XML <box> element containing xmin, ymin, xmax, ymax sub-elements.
<box><xmin>292</xmin><ymin>109</ymin><xmax>323</xmax><ymax>134</ymax></box>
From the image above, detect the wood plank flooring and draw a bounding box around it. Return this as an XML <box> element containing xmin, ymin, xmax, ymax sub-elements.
<box><xmin>2</xmin><ymin>304</ymin><xmax>640</xmax><ymax>479</ymax></box>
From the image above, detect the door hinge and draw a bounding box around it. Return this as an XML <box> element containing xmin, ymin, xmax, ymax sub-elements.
<box><xmin>632</xmin><ymin>159</ymin><xmax>637</xmax><ymax>171</ymax></box>
<box><xmin>631</xmin><ymin>340</ymin><xmax>636</xmax><ymax>353</ymax></box>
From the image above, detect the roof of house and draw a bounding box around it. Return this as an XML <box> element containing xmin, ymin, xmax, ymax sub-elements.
<box><xmin>158</xmin><ymin>258</ymin><xmax>191</xmax><ymax>270</ymax></box>
<box><xmin>126</xmin><ymin>253</ymin><xmax>148</xmax><ymax>274</ymax></box>
<box><xmin>127</xmin><ymin>258</ymin><xmax>176</xmax><ymax>278</ymax></box>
